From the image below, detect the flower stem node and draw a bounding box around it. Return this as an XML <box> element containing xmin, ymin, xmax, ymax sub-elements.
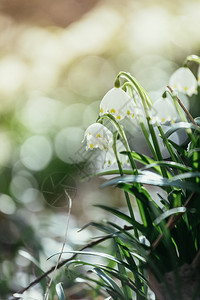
<box><xmin>100</xmin><ymin>87</ymin><xmax>136</xmax><ymax>121</ymax></box>
<box><xmin>169</xmin><ymin>67</ymin><xmax>198</xmax><ymax>96</ymax></box>
<box><xmin>83</xmin><ymin>123</ymin><xmax>113</xmax><ymax>151</ymax></box>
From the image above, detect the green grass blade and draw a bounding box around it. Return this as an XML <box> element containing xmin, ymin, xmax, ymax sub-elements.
<box><xmin>141</xmin><ymin>161</ymin><xmax>192</xmax><ymax>173</ymax></box>
<box><xmin>101</xmin><ymin>173</ymin><xmax>200</xmax><ymax>192</ymax></box>
<box><xmin>93</xmin><ymin>267</ymin><xmax>124</xmax><ymax>298</ymax></box>
<box><xmin>56</xmin><ymin>283</ymin><xmax>66</xmax><ymax>300</ymax></box>
<box><xmin>154</xmin><ymin>207</ymin><xmax>186</xmax><ymax>225</ymax></box>
<box><xmin>95</xmin><ymin>204</ymin><xmax>148</xmax><ymax>234</ymax></box>
<box><xmin>164</xmin><ymin>122</ymin><xmax>200</xmax><ymax>139</ymax></box>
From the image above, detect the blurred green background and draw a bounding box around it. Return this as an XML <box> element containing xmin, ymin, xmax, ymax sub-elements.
<box><xmin>0</xmin><ymin>0</ymin><xmax>200</xmax><ymax>299</ymax></box>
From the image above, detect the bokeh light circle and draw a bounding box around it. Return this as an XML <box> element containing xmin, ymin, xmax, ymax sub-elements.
<box><xmin>20</xmin><ymin>135</ymin><xmax>52</xmax><ymax>171</ymax></box>
<box><xmin>55</xmin><ymin>127</ymin><xmax>85</xmax><ymax>164</ymax></box>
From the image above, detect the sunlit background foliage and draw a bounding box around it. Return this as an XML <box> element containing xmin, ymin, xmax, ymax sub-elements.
<box><xmin>0</xmin><ymin>0</ymin><xmax>200</xmax><ymax>299</ymax></box>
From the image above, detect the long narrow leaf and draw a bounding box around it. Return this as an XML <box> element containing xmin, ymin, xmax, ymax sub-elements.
<box><xmin>154</xmin><ymin>207</ymin><xmax>187</xmax><ymax>225</ymax></box>
<box><xmin>121</xmin><ymin>151</ymin><xmax>162</xmax><ymax>175</ymax></box>
<box><xmin>95</xmin><ymin>204</ymin><xmax>147</xmax><ymax>234</ymax></box>
<box><xmin>114</xmin><ymin>241</ymin><xmax>133</xmax><ymax>299</ymax></box>
<box><xmin>56</xmin><ymin>283</ymin><xmax>66</xmax><ymax>300</ymax></box>
<box><xmin>48</xmin><ymin>250</ymin><xmax>133</xmax><ymax>272</ymax></box>
<box><xmin>164</xmin><ymin>122</ymin><xmax>200</xmax><ymax>139</ymax></box>
<box><xmin>141</xmin><ymin>161</ymin><xmax>192</xmax><ymax>173</ymax></box>
<box><xmin>101</xmin><ymin>173</ymin><xmax>200</xmax><ymax>192</ymax></box>
<box><xmin>92</xmin><ymin>267</ymin><xmax>124</xmax><ymax>298</ymax></box>
<box><xmin>67</xmin><ymin>259</ymin><xmax>143</xmax><ymax>293</ymax></box>
<box><xmin>82</xmin><ymin>169</ymin><xmax>134</xmax><ymax>180</ymax></box>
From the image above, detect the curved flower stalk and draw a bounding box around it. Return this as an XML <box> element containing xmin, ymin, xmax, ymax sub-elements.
<box><xmin>83</xmin><ymin>123</ymin><xmax>113</xmax><ymax>151</ymax></box>
<box><xmin>100</xmin><ymin>85</ymin><xmax>149</xmax><ymax>155</ymax></box>
<box><xmin>113</xmin><ymin>72</ymin><xmax>171</xmax><ymax>166</ymax></box>
<box><xmin>149</xmin><ymin>95</ymin><xmax>188</xmax><ymax>159</ymax></box>
<box><xmin>100</xmin><ymin>87</ymin><xmax>140</xmax><ymax>121</ymax></box>
<box><xmin>169</xmin><ymin>67</ymin><xmax>198</xmax><ymax>96</ymax></box>
<box><xmin>104</xmin><ymin>139</ymin><xmax>130</xmax><ymax>168</ymax></box>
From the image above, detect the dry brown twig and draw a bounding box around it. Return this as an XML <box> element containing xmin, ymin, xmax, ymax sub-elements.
<box><xmin>167</xmin><ymin>85</ymin><xmax>199</xmax><ymax>127</ymax></box>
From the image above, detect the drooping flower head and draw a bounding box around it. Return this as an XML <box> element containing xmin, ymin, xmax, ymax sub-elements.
<box><xmin>104</xmin><ymin>139</ymin><xmax>130</xmax><ymax>168</ymax></box>
<box><xmin>150</xmin><ymin>96</ymin><xmax>178</xmax><ymax>124</ymax></box>
<box><xmin>169</xmin><ymin>67</ymin><xmax>197</xmax><ymax>96</ymax></box>
<box><xmin>83</xmin><ymin>123</ymin><xmax>113</xmax><ymax>151</ymax></box>
<box><xmin>100</xmin><ymin>87</ymin><xmax>137</xmax><ymax>121</ymax></box>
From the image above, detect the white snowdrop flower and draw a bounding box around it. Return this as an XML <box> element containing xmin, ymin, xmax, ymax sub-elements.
<box><xmin>104</xmin><ymin>140</ymin><xmax>130</xmax><ymax>168</ymax></box>
<box><xmin>150</xmin><ymin>97</ymin><xmax>178</xmax><ymax>124</ymax></box>
<box><xmin>100</xmin><ymin>87</ymin><xmax>136</xmax><ymax>121</ymax></box>
<box><xmin>169</xmin><ymin>67</ymin><xmax>198</xmax><ymax>96</ymax></box>
<box><xmin>83</xmin><ymin>123</ymin><xmax>113</xmax><ymax>151</ymax></box>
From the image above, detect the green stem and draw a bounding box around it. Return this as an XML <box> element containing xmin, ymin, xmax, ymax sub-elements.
<box><xmin>139</xmin><ymin>120</ymin><xmax>157</xmax><ymax>159</ymax></box>
<box><xmin>112</xmin><ymin>132</ymin><xmax>139</xmax><ymax>240</ymax></box>
<box><xmin>115</xmin><ymin>241</ymin><xmax>133</xmax><ymax>300</ymax></box>
<box><xmin>116</xmin><ymin>72</ymin><xmax>152</xmax><ymax>109</ymax></box>
<box><xmin>147</xmin><ymin>117</ymin><xmax>169</xmax><ymax>179</ymax></box>
<box><xmin>157</xmin><ymin>123</ymin><xmax>178</xmax><ymax>163</ymax></box>
<box><xmin>116</xmin><ymin>72</ymin><xmax>169</xmax><ymax>177</ymax></box>
<box><xmin>101</xmin><ymin>114</ymin><xmax>138</xmax><ymax>173</ymax></box>
<box><xmin>116</xmin><ymin>72</ymin><xmax>166</xmax><ymax>166</ymax></box>
<box><xmin>121</xmin><ymin>78</ymin><xmax>157</xmax><ymax>160</ymax></box>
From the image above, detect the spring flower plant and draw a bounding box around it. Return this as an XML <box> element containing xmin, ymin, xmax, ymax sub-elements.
<box><xmin>67</xmin><ymin>55</ymin><xmax>200</xmax><ymax>300</ymax></box>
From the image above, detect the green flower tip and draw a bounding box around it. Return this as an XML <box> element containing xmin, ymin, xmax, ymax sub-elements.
<box><xmin>162</xmin><ymin>91</ymin><xmax>167</xmax><ymax>98</ymax></box>
<box><xmin>114</xmin><ymin>77</ymin><xmax>121</xmax><ymax>88</ymax></box>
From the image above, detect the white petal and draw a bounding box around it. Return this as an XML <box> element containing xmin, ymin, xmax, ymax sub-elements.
<box><xmin>100</xmin><ymin>87</ymin><xmax>135</xmax><ymax>121</ymax></box>
<box><xmin>104</xmin><ymin>149</ymin><xmax>115</xmax><ymax>168</ymax></box>
<box><xmin>169</xmin><ymin>67</ymin><xmax>197</xmax><ymax>96</ymax></box>
<box><xmin>84</xmin><ymin>123</ymin><xmax>113</xmax><ymax>151</ymax></box>
<box><xmin>104</xmin><ymin>140</ymin><xmax>129</xmax><ymax>168</ymax></box>
<box><xmin>150</xmin><ymin>97</ymin><xmax>178</xmax><ymax>124</ymax></box>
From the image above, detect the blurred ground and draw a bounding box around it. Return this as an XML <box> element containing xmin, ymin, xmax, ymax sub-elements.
<box><xmin>0</xmin><ymin>0</ymin><xmax>100</xmax><ymax>27</ymax></box>
<box><xmin>0</xmin><ymin>0</ymin><xmax>200</xmax><ymax>299</ymax></box>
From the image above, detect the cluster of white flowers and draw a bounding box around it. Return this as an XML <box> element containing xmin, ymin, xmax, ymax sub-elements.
<box><xmin>83</xmin><ymin>64</ymin><xmax>199</xmax><ymax>169</ymax></box>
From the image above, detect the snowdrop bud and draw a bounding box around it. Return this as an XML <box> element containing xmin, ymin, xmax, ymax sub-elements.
<box><xmin>100</xmin><ymin>87</ymin><xmax>136</xmax><ymax>121</ymax></box>
<box><xmin>104</xmin><ymin>140</ymin><xmax>129</xmax><ymax>168</ymax></box>
<box><xmin>83</xmin><ymin>123</ymin><xmax>113</xmax><ymax>151</ymax></box>
<box><xmin>150</xmin><ymin>97</ymin><xmax>178</xmax><ymax>124</ymax></box>
<box><xmin>169</xmin><ymin>67</ymin><xmax>198</xmax><ymax>96</ymax></box>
